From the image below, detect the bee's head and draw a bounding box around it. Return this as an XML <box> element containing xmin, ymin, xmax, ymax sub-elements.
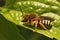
<box><xmin>21</xmin><ymin>14</ymin><xmax>29</xmax><ymax>22</ymax></box>
<box><xmin>21</xmin><ymin>13</ymin><xmax>38</xmax><ymax>22</ymax></box>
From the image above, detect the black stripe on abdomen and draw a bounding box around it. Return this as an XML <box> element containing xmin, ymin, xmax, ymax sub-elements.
<box><xmin>39</xmin><ymin>19</ymin><xmax>52</xmax><ymax>26</ymax></box>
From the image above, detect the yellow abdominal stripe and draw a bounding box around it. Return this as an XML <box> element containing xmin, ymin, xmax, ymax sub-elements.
<box><xmin>42</xmin><ymin>20</ymin><xmax>51</xmax><ymax>25</ymax></box>
<box><xmin>48</xmin><ymin>20</ymin><xmax>50</xmax><ymax>25</ymax></box>
<box><xmin>31</xmin><ymin>19</ymin><xmax>52</xmax><ymax>26</ymax></box>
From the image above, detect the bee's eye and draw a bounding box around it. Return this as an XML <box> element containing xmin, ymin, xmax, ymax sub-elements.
<box><xmin>21</xmin><ymin>16</ymin><xmax>29</xmax><ymax>22</ymax></box>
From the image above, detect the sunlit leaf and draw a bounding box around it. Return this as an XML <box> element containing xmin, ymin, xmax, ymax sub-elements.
<box><xmin>0</xmin><ymin>0</ymin><xmax>60</xmax><ymax>40</ymax></box>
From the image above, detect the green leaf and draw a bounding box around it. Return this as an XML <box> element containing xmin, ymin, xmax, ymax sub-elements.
<box><xmin>1</xmin><ymin>0</ymin><xmax>60</xmax><ymax>40</ymax></box>
<box><xmin>0</xmin><ymin>14</ymin><xmax>25</xmax><ymax>40</ymax></box>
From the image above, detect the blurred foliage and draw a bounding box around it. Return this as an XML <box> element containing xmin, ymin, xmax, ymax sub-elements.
<box><xmin>0</xmin><ymin>14</ymin><xmax>25</xmax><ymax>40</ymax></box>
<box><xmin>0</xmin><ymin>0</ymin><xmax>60</xmax><ymax>40</ymax></box>
<box><xmin>0</xmin><ymin>0</ymin><xmax>6</xmax><ymax>7</ymax></box>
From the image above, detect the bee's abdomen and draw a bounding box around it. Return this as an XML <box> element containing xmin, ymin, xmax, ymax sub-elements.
<box><xmin>38</xmin><ymin>16</ymin><xmax>54</xmax><ymax>27</ymax></box>
<box><xmin>38</xmin><ymin>19</ymin><xmax>52</xmax><ymax>26</ymax></box>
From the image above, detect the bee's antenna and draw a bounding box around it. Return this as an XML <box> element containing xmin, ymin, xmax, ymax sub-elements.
<box><xmin>20</xmin><ymin>6</ymin><xmax>23</xmax><ymax>16</ymax></box>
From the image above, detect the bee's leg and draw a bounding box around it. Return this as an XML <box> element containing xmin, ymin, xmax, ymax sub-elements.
<box><xmin>31</xmin><ymin>17</ymin><xmax>38</xmax><ymax>25</ymax></box>
<box><xmin>34</xmin><ymin>21</ymin><xmax>38</xmax><ymax>31</ymax></box>
<box><xmin>39</xmin><ymin>22</ymin><xmax>49</xmax><ymax>31</ymax></box>
<box><xmin>31</xmin><ymin>20</ymin><xmax>34</xmax><ymax>25</ymax></box>
<box><xmin>27</xmin><ymin>20</ymin><xmax>30</xmax><ymax>25</ymax></box>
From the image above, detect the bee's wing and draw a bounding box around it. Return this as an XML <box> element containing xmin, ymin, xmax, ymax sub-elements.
<box><xmin>39</xmin><ymin>16</ymin><xmax>54</xmax><ymax>21</ymax></box>
<box><xmin>40</xmin><ymin>13</ymin><xmax>55</xmax><ymax>21</ymax></box>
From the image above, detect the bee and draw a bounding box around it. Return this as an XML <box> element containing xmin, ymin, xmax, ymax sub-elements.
<box><xmin>20</xmin><ymin>5</ymin><xmax>54</xmax><ymax>31</ymax></box>
<box><xmin>21</xmin><ymin>13</ymin><xmax>54</xmax><ymax>31</ymax></box>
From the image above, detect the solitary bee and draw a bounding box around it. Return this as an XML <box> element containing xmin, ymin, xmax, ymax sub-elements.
<box><xmin>21</xmin><ymin>13</ymin><xmax>54</xmax><ymax>31</ymax></box>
